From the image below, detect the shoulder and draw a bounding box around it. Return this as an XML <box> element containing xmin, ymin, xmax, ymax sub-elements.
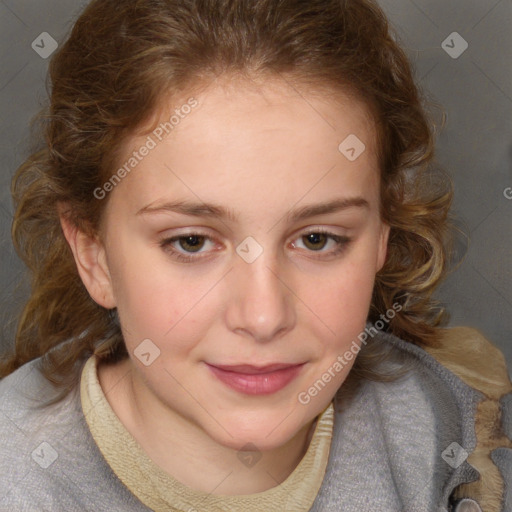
<box><xmin>377</xmin><ymin>326</ymin><xmax>512</xmax><ymax>512</ymax></box>
<box><xmin>326</xmin><ymin>335</ymin><xmax>468</xmax><ymax>511</ymax></box>
<box><xmin>0</xmin><ymin>357</ymin><xmax>82</xmax><ymax>507</ymax></box>
<box><xmin>0</xmin><ymin>356</ymin><xmax>78</xmax><ymax>443</ymax></box>
<box><xmin>424</xmin><ymin>327</ymin><xmax>512</xmax><ymax>512</ymax></box>
<box><xmin>424</xmin><ymin>326</ymin><xmax>512</xmax><ymax>399</ymax></box>
<box><xmin>0</xmin><ymin>356</ymin><xmax>150</xmax><ymax>511</ymax></box>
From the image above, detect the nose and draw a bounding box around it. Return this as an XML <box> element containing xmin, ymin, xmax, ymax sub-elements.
<box><xmin>224</xmin><ymin>246</ymin><xmax>296</xmax><ymax>343</ymax></box>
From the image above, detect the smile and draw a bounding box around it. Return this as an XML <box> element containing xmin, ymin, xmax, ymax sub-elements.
<box><xmin>205</xmin><ymin>363</ymin><xmax>306</xmax><ymax>395</ymax></box>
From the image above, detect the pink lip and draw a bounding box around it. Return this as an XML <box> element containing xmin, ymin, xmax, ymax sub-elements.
<box><xmin>206</xmin><ymin>363</ymin><xmax>305</xmax><ymax>395</ymax></box>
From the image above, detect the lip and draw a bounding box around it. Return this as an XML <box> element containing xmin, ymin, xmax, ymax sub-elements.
<box><xmin>210</xmin><ymin>363</ymin><xmax>301</xmax><ymax>374</ymax></box>
<box><xmin>206</xmin><ymin>362</ymin><xmax>305</xmax><ymax>395</ymax></box>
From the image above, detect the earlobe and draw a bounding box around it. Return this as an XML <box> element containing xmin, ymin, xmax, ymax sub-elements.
<box><xmin>377</xmin><ymin>223</ymin><xmax>390</xmax><ymax>272</ymax></box>
<box><xmin>59</xmin><ymin>212</ymin><xmax>116</xmax><ymax>309</ymax></box>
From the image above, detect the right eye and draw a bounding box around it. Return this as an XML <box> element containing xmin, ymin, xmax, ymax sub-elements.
<box><xmin>159</xmin><ymin>232</ymin><xmax>218</xmax><ymax>263</ymax></box>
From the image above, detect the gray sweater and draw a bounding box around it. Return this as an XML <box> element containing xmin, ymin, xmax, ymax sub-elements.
<box><xmin>1</xmin><ymin>329</ymin><xmax>510</xmax><ymax>512</ymax></box>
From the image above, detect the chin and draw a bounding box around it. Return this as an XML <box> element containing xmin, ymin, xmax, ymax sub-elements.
<box><xmin>212</xmin><ymin>430</ymin><xmax>295</xmax><ymax>453</ymax></box>
<box><xmin>203</xmin><ymin>408</ymin><xmax>312</xmax><ymax>452</ymax></box>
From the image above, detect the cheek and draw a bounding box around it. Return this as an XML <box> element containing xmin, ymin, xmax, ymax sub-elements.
<box><xmin>108</xmin><ymin>252</ymin><xmax>212</xmax><ymax>353</ymax></box>
<box><xmin>304</xmin><ymin>274</ymin><xmax>373</xmax><ymax>345</ymax></box>
<box><xmin>334</xmin><ymin>262</ymin><xmax>376</xmax><ymax>313</ymax></box>
<box><xmin>337</xmin><ymin>243</ymin><xmax>380</xmax><ymax>297</ymax></box>
<box><xmin>300</xmin><ymin>241</ymin><xmax>379</xmax><ymax>350</ymax></box>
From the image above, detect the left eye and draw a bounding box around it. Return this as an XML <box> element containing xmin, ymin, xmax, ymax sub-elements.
<box><xmin>294</xmin><ymin>231</ymin><xmax>344</xmax><ymax>252</ymax></box>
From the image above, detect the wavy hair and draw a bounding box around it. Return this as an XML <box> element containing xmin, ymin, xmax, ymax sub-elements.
<box><xmin>1</xmin><ymin>0</ymin><xmax>455</xmax><ymax>402</ymax></box>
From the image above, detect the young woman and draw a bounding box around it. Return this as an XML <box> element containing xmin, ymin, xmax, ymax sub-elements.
<box><xmin>1</xmin><ymin>0</ymin><xmax>510</xmax><ymax>510</ymax></box>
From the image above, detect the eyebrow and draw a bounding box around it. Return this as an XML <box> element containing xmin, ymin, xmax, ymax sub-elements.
<box><xmin>136</xmin><ymin>197</ymin><xmax>370</xmax><ymax>223</ymax></box>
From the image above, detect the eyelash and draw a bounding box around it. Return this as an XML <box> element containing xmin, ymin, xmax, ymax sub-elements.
<box><xmin>159</xmin><ymin>228</ymin><xmax>351</xmax><ymax>263</ymax></box>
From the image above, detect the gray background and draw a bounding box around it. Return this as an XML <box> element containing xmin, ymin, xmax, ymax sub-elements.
<box><xmin>0</xmin><ymin>0</ymin><xmax>511</xmax><ymax>375</ymax></box>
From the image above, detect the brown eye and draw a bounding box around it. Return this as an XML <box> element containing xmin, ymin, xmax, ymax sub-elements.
<box><xmin>177</xmin><ymin>235</ymin><xmax>206</xmax><ymax>253</ymax></box>
<box><xmin>291</xmin><ymin>229</ymin><xmax>351</xmax><ymax>259</ymax></box>
<box><xmin>302</xmin><ymin>232</ymin><xmax>328</xmax><ymax>251</ymax></box>
<box><xmin>159</xmin><ymin>231</ymin><xmax>217</xmax><ymax>263</ymax></box>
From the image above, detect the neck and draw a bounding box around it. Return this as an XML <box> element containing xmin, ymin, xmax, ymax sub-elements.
<box><xmin>98</xmin><ymin>358</ymin><xmax>318</xmax><ymax>495</ymax></box>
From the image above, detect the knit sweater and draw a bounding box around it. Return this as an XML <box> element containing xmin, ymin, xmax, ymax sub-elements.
<box><xmin>1</xmin><ymin>326</ymin><xmax>511</xmax><ymax>511</ymax></box>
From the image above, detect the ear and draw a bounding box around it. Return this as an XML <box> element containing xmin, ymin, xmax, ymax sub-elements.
<box><xmin>376</xmin><ymin>222</ymin><xmax>390</xmax><ymax>272</ymax></box>
<box><xmin>59</xmin><ymin>210</ymin><xmax>116</xmax><ymax>309</ymax></box>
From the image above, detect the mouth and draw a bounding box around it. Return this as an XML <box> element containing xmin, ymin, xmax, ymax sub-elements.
<box><xmin>209</xmin><ymin>363</ymin><xmax>303</xmax><ymax>374</ymax></box>
<box><xmin>205</xmin><ymin>362</ymin><xmax>306</xmax><ymax>395</ymax></box>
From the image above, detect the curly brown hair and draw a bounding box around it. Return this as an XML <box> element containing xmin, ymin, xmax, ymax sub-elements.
<box><xmin>1</xmin><ymin>0</ymin><xmax>454</xmax><ymax>402</ymax></box>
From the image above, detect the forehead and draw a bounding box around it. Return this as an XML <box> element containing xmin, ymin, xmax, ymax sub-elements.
<box><xmin>150</xmin><ymin>74</ymin><xmax>376</xmax><ymax>149</ymax></box>
<box><xmin>124</xmin><ymin>73</ymin><xmax>379</xmax><ymax>162</ymax></box>
<box><xmin>106</xmin><ymin>75</ymin><xmax>380</xmax><ymax>216</ymax></box>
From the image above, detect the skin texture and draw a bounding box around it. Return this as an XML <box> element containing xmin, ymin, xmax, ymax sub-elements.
<box><xmin>61</xmin><ymin>75</ymin><xmax>389</xmax><ymax>495</ymax></box>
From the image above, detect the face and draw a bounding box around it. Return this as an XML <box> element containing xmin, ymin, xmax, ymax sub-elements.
<box><xmin>80</xmin><ymin>76</ymin><xmax>389</xmax><ymax>452</ymax></box>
